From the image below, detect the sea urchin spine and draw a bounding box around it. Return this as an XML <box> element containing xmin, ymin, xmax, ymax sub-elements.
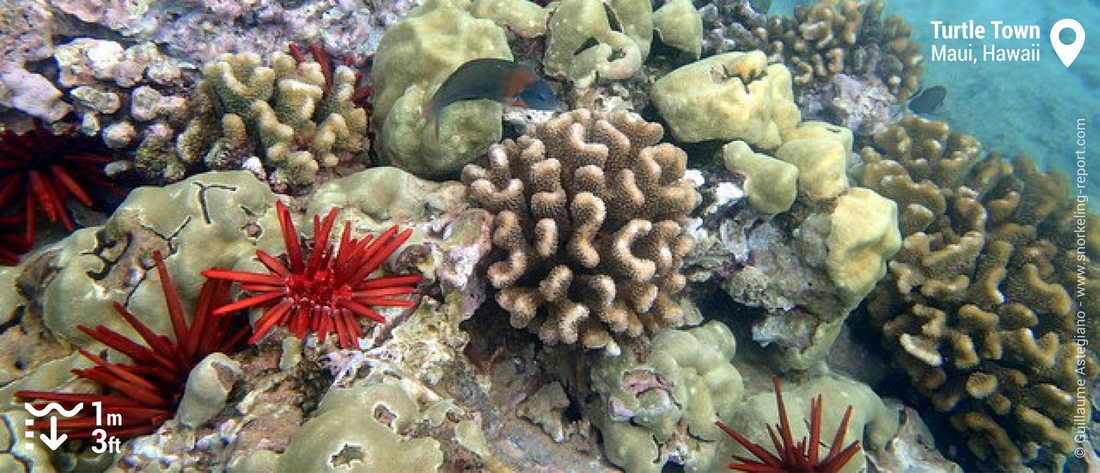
<box><xmin>202</xmin><ymin>201</ymin><xmax>422</xmax><ymax>349</ymax></box>
<box><xmin>16</xmin><ymin>251</ymin><xmax>250</xmax><ymax>440</ymax></box>
<box><xmin>0</xmin><ymin>121</ymin><xmax>122</xmax><ymax>250</ymax></box>
<box><xmin>715</xmin><ymin>375</ymin><xmax>861</xmax><ymax>473</ymax></box>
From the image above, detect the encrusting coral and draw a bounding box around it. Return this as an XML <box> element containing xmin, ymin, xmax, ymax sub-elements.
<box><xmin>704</xmin><ymin>116</ymin><xmax>900</xmax><ymax>369</ymax></box>
<box><xmin>16</xmin><ymin>251</ymin><xmax>249</xmax><ymax>440</ymax></box>
<box><xmin>462</xmin><ymin>109</ymin><xmax>700</xmax><ymax>354</ymax></box>
<box><xmin>0</xmin><ymin>121</ymin><xmax>121</xmax><ymax>263</ymax></box>
<box><xmin>859</xmin><ymin>115</ymin><xmax>1100</xmax><ymax>468</ymax></box>
<box><xmin>703</xmin><ymin>0</ymin><xmax>924</xmax><ymax>100</ymax></box>
<box><xmin>202</xmin><ymin>200</ymin><xmax>422</xmax><ymax>349</ymax></box>
<box><xmin>587</xmin><ymin>321</ymin><xmax>743</xmax><ymax>472</ymax></box>
<box><xmin>271</xmin><ymin>382</ymin><xmax>445</xmax><ymax>472</ymax></box>
<box><xmin>138</xmin><ymin>48</ymin><xmax>370</xmax><ymax>189</ymax></box>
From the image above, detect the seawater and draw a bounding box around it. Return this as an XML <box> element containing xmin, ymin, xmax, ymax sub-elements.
<box><xmin>780</xmin><ymin>0</ymin><xmax>1100</xmax><ymax>209</ymax></box>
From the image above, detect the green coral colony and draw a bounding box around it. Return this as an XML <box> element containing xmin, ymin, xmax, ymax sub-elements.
<box><xmin>0</xmin><ymin>0</ymin><xmax>1095</xmax><ymax>472</ymax></box>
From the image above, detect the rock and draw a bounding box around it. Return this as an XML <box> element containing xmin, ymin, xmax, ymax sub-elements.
<box><xmin>55</xmin><ymin>38</ymin><xmax>125</xmax><ymax>87</ymax></box>
<box><xmin>0</xmin><ymin>67</ymin><xmax>72</xmax><ymax>122</ymax></box>
<box><xmin>70</xmin><ymin>85</ymin><xmax>121</xmax><ymax>114</ymax></box>
<box><xmin>130</xmin><ymin>85</ymin><xmax>164</xmax><ymax>122</ymax></box>
<box><xmin>102</xmin><ymin>121</ymin><xmax>137</xmax><ymax>148</ymax></box>
<box><xmin>177</xmin><ymin>353</ymin><xmax>242</xmax><ymax>428</ymax></box>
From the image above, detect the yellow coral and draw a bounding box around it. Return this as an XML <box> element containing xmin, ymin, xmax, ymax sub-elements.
<box><xmin>827</xmin><ymin>188</ymin><xmax>901</xmax><ymax>306</ymax></box>
<box><xmin>861</xmin><ymin>117</ymin><xmax>1100</xmax><ymax>469</ymax></box>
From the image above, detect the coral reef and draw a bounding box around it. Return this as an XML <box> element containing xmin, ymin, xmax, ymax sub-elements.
<box><xmin>717</xmin><ymin>372</ymin><xmax>898</xmax><ymax>473</ymax></box>
<box><xmin>0</xmin><ymin>120</ymin><xmax>121</xmax><ymax>261</ymax></box>
<box><xmin>15</xmin><ymin>251</ymin><xmax>248</xmax><ymax>440</ymax></box>
<box><xmin>462</xmin><ymin>109</ymin><xmax>700</xmax><ymax>354</ymax></box>
<box><xmin>587</xmin><ymin>321</ymin><xmax>743</xmax><ymax>472</ymax></box>
<box><xmin>203</xmin><ymin>201</ymin><xmax>422</xmax><ymax>349</ymax></box>
<box><xmin>371</xmin><ymin>0</ymin><xmax>513</xmax><ymax>179</ymax></box>
<box><xmin>542</xmin><ymin>0</ymin><xmax>650</xmax><ymax>85</ymax></box>
<box><xmin>859</xmin><ymin>115</ymin><xmax>1100</xmax><ymax>468</ymax></box>
<box><xmin>720</xmin><ymin>140</ymin><xmax>797</xmax><ymax>214</ymax></box>
<box><xmin>270</xmin><ymin>382</ymin><xmax>445</xmax><ymax>472</ymax></box>
<box><xmin>701</xmin><ymin>0</ymin><xmax>924</xmax><ymax>100</ymax></box>
<box><xmin>689</xmin><ymin>115</ymin><xmax>899</xmax><ymax>370</ymax></box>
<box><xmin>141</xmin><ymin>50</ymin><xmax>370</xmax><ymax>189</ymax></box>
<box><xmin>0</xmin><ymin>166</ymin><xmax>508</xmax><ymax>470</ymax></box>
<box><xmin>651</xmin><ymin>51</ymin><xmax>800</xmax><ymax>149</ymax></box>
<box><xmin>715</xmin><ymin>375</ymin><xmax>861</xmax><ymax>473</ymax></box>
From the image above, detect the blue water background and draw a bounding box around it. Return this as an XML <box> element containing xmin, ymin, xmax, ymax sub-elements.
<box><xmin>773</xmin><ymin>0</ymin><xmax>1100</xmax><ymax>208</ymax></box>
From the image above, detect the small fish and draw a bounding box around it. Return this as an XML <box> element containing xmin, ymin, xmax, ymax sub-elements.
<box><xmin>907</xmin><ymin>85</ymin><xmax>947</xmax><ymax>114</ymax></box>
<box><xmin>423</xmin><ymin>58</ymin><xmax>560</xmax><ymax>138</ymax></box>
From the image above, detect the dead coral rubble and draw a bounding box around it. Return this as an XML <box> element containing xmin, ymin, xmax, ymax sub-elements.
<box><xmin>462</xmin><ymin>109</ymin><xmax>700</xmax><ymax>354</ymax></box>
<box><xmin>703</xmin><ymin>0</ymin><xmax>924</xmax><ymax>99</ymax></box>
<box><xmin>860</xmin><ymin>115</ymin><xmax>1100</xmax><ymax>469</ymax></box>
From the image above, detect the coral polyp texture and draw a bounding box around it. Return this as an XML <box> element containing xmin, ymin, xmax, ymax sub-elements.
<box><xmin>138</xmin><ymin>49</ymin><xmax>369</xmax><ymax>189</ymax></box>
<box><xmin>716</xmin><ymin>375</ymin><xmax>860</xmax><ymax>473</ymax></box>
<box><xmin>203</xmin><ymin>200</ymin><xmax>422</xmax><ymax>349</ymax></box>
<box><xmin>462</xmin><ymin>109</ymin><xmax>700</xmax><ymax>354</ymax></box>
<box><xmin>15</xmin><ymin>251</ymin><xmax>248</xmax><ymax>440</ymax></box>
<box><xmin>859</xmin><ymin>115</ymin><xmax>1100</xmax><ymax>468</ymax></box>
<box><xmin>0</xmin><ymin>121</ymin><xmax>120</xmax><ymax>257</ymax></box>
<box><xmin>703</xmin><ymin>0</ymin><xmax>924</xmax><ymax>100</ymax></box>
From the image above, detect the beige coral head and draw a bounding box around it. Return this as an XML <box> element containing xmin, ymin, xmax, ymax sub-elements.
<box><xmin>463</xmin><ymin>109</ymin><xmax>700</xmax><ymax>351</ymax></box>
<box><xmin>827</xmin><ymin>187</ymin><xmax>901</xmax><ymax>306</ymax></box>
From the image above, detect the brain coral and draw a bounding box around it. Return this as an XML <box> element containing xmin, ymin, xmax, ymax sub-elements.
<box><xmin>461</xmin><ymin>109</ymin><xmax>700</xmax><ymax>354</ymax></box>
<box><xmin>860</xmin><ymin>116</ymin><xmax>1100</xmax><ymax>469</ymax></box>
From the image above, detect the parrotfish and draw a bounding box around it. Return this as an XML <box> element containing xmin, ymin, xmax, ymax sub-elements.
<box><xmin>907</xmin><ymin>85</ymin><xmax>947</xmax><ymax>114</ymax></box>
<box><xmin>423</xmin><ymin>58</ymin><xmax>560</xmax><ymax>138</ymax></box>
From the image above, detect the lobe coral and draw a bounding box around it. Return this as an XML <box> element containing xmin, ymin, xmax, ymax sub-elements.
<box><xmin>16</xmin><ymin>251</ymin><xmax>249</xmax><ymax>440</ymax></box>
<box><xmin>0</xmin><ymin>121</ymin><xmax>121</xmax><ymax>264</ymax></box>
<box><xmin>716</xmin><ymin>375</ymin><xmax>860</xmax><ymax>473</ymax></box>
<box><xmin>202</xmin><ymin>201</ymin><xmax>422</xmax><ymax>349</ymax></box>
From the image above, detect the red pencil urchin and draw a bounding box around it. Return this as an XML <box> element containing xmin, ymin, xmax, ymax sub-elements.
<box><xmin>287</xmin><ymin>43</ymin><xmax>372</xmax><ymax>106</ymax></box>
<box><xmin>16</xmin><ymin>251</ymin><xmax>250</xmax><ymax>440</ymax></box>
<box><xmin>0</xmin><ymin>215</ymin><xmax>30</xmax><ymax>266</ymax></box>
<box><xmin>201</xmin><ymin>200</ymin><xmax>422</xmax><ymax>349</ymax></box>
<box><xmin>0</xmin><ymin>121</ymin><xmax>123</xmax><ymax>247</ymax></box>
<box><xmin>715</xmin><ymin>375</ymin><xmax>861</xmax><ymax>473</ymax></box>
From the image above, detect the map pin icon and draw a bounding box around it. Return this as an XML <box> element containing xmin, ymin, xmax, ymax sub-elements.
<box><xmin>1050</xmin><ymin>19</ymin><xmax>1085</xmax><ymax>67</ymax></box>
